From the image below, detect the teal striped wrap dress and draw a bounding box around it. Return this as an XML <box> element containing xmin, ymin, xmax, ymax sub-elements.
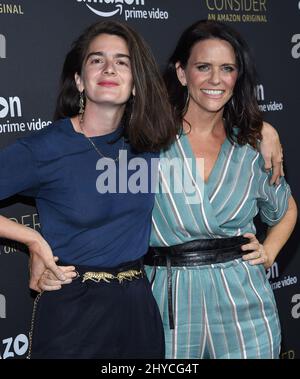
<box><xmin>146</xmin><ymin>131</ymin><xmax>291</xmax><ymax>359</ymax></box>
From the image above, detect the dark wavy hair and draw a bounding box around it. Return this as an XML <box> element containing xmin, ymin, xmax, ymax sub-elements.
<box><xmin>164</xmin><ymin>20</ymin><xmax>263</xmax><ymax>148</ymax></box>
<box><xmin>54</xmin><ymin>20</ymin><xmax>177</xmax><ymax>152</ymax></box>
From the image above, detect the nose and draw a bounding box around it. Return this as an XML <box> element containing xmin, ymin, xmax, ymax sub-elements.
<box><xmin>208</xmin><ymin>67</ymin><xmax>221</xmax><ymax>85</ymax></box>
<box><xmin>103</xmin><ymin>59</ymin><xmax>116</xmax><ymax>75</ymax></box>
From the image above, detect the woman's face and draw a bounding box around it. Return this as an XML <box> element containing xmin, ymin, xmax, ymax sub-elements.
<box><xmin>75</xmin><ymin>33</ymin><xmax>135</xmax><ymax>109</ymax></box>
<box><xmin>176</xmin><ymin>38</ymin><xmax>238</xmax><ymax>115</ymax></box>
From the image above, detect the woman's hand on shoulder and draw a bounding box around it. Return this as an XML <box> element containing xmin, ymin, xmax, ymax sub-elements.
<box><xmin>260</xmin><ymin>121</ymin><xmax>284</xmax><ymax>185</ymax></box>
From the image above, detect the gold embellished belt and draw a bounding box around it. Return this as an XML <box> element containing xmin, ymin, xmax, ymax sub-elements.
<box><xmin>69</xmin><ymin>259</ymin><xmax>145</xmax><ymax>285</ymax></box>
<box><xmin>82</xmin><ymin>269</ymin><xmax>143</xmax><ymax>284</ymax></box>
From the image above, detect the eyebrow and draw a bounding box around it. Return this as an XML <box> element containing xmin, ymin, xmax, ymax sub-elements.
<box><xmin>194</xmin><ymin>61</ymin><xmax>237</xmax><ymax>66</ymax></box>
<box><xmin>85</xmin><ymin>51</ymin><xmax>131</xmax><ymax>61</ymax></box>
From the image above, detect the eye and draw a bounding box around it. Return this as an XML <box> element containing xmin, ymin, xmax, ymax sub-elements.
<box><xmin>196</xmin><ymin>64</ymin><xmax>210</xmax><ymax>72</ymax></box>
<box><xmin>116</xmin><ymin>59</ymin><xmax>129</xmax><ymax>67</ymax></box>
<box><xmin>222</xmin><ymin>65</ymin><xmax>236</xmax><ymax>73</ymax></box>
<box><xmin>90</xmin><ymin>57</ymin><xmax>103</xmax><ymax>64</ymax></box>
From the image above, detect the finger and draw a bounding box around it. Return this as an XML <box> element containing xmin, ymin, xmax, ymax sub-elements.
<box><xmin>270</xmin><ymin>162</ymin><xmax>281</xmax><ymax>185</ymax></box>
<box><xmin>242</xmin><ymin>250</ymin><xmax>261</xmax><ymax>260</ymax></box>
<box><xmin>45</xmin><ymin>269</ymin><xmax>76</xmax><ymax>281</ymax></box>
<box><xmin>275</xmin><ymin>163</ymin><xmax>284</xmax><ymax>185</ymax></box>
<box><xmin>264</xmin><ymin>157</ymin><xmax>272</xmax><ymax>172</ymax></box>
<box><xmin>57</xmin><ymin>270</ymin><xmax>77</xmax><ymax>279</ymax></box>
<box><xmin>41</xmin><ymin>278</ymin><xmax>64</xmax><ymax>286</ymax></box>
<box><xmin>59</xmin><ymin>266</ymin><xmax>76</xmax><ymax>274</ymax></box>
<box><xmin>59</xmin><ymin>275</ymin><xmax>74</xmax><ymax>282</ymax></box>
<box><xmin>63</xmin><ymin>272</ymin><xmax>77</xmax><ymax>280</ymax></box>
<box><xmin>46</xmin><ymin>262</ymin><xmax>66</xmax><ymax>281</ymax></box>
<box><xmin>39</xmin><ymin>283</ymin><xmax>62</xmax><ymax>291</ymax></box>
<box><xmin>243</xmin><ymin>233</ymin><xmax>256</xmax><ymax>240</ymax></box>
<box><xmin>46</xmin><ymin>265</ymin><xmax>75</xmax><ymax>275</ymax></box>
<box><xmin>54</xmin><ymin>256</ymin><xmax>59</xmax><ymax>262</ymax></box>
<box><xmin>247</xmin><ymin>257</ymin><xmax>264</xmax><ymax>266</ymax></box>
<box><xmin>44</xmin><ymin>277</ymin><xmax>72</xmax><ymax>285</ymax></box>
<box><xmin>241</xmin><ymin>243</ymin><xmax>259</xmax><ymax>252</ymax></box>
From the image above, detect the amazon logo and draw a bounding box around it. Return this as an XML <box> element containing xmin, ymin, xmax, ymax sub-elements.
<box><xmin>77</xmin><ymin>0</ymin><xmax>145</xmax><ymax>17</ymax></box>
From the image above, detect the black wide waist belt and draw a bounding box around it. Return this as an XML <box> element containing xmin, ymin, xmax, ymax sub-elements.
<box><xmin>144</xmin><ymin>236</ymin><xmax>248</xmax><ymax>329</ymax></box>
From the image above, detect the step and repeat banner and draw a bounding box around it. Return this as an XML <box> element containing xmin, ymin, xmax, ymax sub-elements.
<box><xmin>0</xmin><ymin>0</ymin><xmax>299</xmax><ymax>359</ymax></box>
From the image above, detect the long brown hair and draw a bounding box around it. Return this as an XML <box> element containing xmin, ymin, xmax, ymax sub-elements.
<box><xmin>55</xmin><ymin>20</ymin><xmax>177</xmax><ymax>152</ymax></box>
<box><xmin>164</xmin><ymin>20</ymin><xmax>263</xmax><ymax>148</ymax></box>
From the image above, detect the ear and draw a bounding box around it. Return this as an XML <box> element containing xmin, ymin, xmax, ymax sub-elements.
<box><xmin>132</xmin><ymin>85</ymin><xmax>136</xmax><ymax>97</ymax></box>
<box><xmin>75</xmin><ymin>72</ymin><xmax>84</xmax><ymax>92</ymax></box>
<box><xmin>175</xmin><ymin>62</ymin><xmax>187</xmax><ymax>87</ymax></box>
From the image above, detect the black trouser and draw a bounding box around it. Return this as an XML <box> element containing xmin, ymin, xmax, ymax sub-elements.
<box><xmin>28</xmin><ymin>259</ymin><xmax>165</xmax><ymax>359</ymax></box>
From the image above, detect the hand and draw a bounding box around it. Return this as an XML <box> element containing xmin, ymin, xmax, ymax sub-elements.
<box><xmin>28</xmin><ymin>233</ymin><xmax>66</xmax><ymax>292</ymax></box>
<box><xmin>38</xmin><ymin>263</ymin><xmax>77</xmax><ymax>291</ymax></box>
<box><xmin>241</xmin><ymin>233</ymin><xmax>272</xmax><ymax>269</ymax></box>
<box><xmin>260</xmin><ymin>122</ymin><xmax>284</xmax><ymax>185</ymax></box>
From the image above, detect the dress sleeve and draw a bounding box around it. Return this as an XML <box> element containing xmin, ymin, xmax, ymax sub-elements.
<box><xmin>257</xmin><ymin>160</ymin><xmax>291</xmax><ymax>226</ymax></box>
<box><xmin>0</xmin><ymin>140</ymin><xmax>40</xmax><ymax>200</ymax></box>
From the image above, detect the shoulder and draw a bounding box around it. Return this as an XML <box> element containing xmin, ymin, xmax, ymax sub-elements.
<box><xmin>21</xmin><ymin>118</ymin><xmax>71</xmax><ymax>144</ymax></box>
<box><xmin>261</xmin><ymin>121</ymin><xmax>279</xmax><ymax>140</ymax></box>
<box><xmin>262</xmin><ymin>121</ymin><xmax>274</xmax><ymax>129</ymax></box>
<box><xmin>19</xmin><ymin>118</ymin><xmax>74</xmax><ymax>157</ymax></box>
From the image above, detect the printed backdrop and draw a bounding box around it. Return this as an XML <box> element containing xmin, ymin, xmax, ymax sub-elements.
<box><xmin>0</xmin><ymin>0</ymin><xmax>299</xmax><ymax>359</ymax></box>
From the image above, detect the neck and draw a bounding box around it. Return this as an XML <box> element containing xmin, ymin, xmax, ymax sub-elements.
<box><xmin>184</xmin><ymin>103</ymin><xmax>224</xmax><ymax>137</ymax></box>
<box><xmin>78</xmin><ymin>103</ymin><xmax>125</xmax><ymax>137</ymax></box>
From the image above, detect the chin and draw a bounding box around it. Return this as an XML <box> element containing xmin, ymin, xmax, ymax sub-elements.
<box><xmin>96</xmin><ymin>96</ymin><xmax>121</xmax><ymax>103</ymax></box>
<box><xmin>206</xmin><ymin>101</ymin><xmax>228</xmax><ymax>112</ymax></box>
<box><xmin>203</xmin><ymin>106</ymin><xmax>225</xmax><ymax>114</ymax></box>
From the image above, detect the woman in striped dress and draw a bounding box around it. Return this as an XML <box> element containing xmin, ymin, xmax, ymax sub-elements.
<box><xmin>144</xmin><ymin>20</ymin><xmax>297</xmax><ymax>359</ymax></box>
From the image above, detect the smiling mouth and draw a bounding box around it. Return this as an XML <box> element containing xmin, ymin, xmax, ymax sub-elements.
<box><xmin>97</xmin><ymin>82</ymin><xmax>119</xmax><ymax>87</ymax></box>
<box><xmin>201</xmin><ymin>89</ymin><xmax>225</xmax><ymax>95</ymax></box>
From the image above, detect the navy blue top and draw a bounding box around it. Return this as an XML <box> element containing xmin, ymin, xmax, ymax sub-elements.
<box><xmin>0</xmin><ymin>118</ymin><xmax>159</xmax><ymax>267</ymax></box>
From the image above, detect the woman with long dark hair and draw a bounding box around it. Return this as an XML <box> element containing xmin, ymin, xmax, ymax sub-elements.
<box><xmin>0</xmin><ymin>20</ymin><xmax>177</xmax><ymax>358</ymax></box>
<box><xmin>144</xmin><ymin>20</ymin><xmax>297</xmax><ymax>359</ymax></box>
